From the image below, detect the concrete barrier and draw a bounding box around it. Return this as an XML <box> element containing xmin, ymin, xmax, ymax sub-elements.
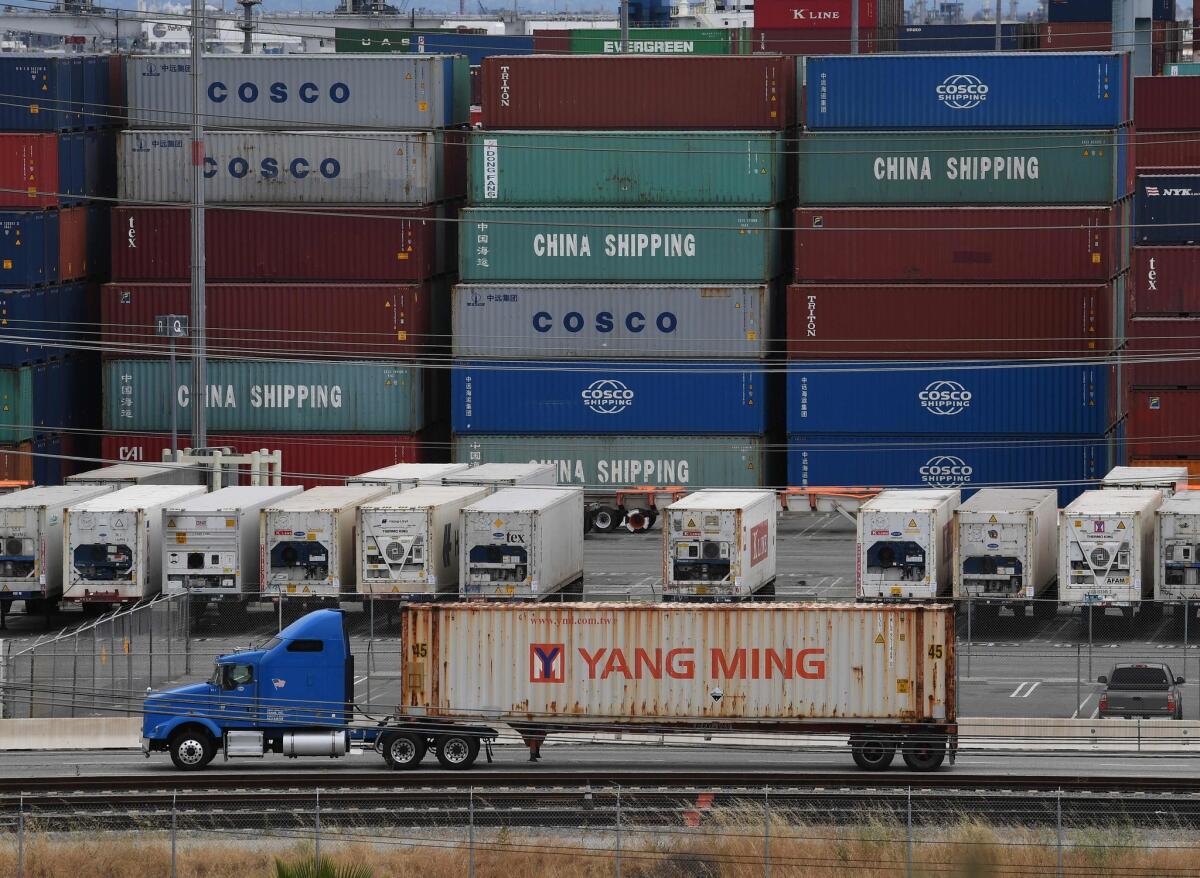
<box><xmin>0</xmin><ymin>717</ymin><xmax>141</xmax><ymax>750</ymax></box>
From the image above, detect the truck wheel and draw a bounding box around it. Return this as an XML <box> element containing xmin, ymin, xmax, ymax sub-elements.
<box><xmin>593</xmin><ymin>506</ymin><xmax>621</xmax><ymax>534</ymax></box>
<box><xmin>851</xmin><ymin>738</ymin><xmax>895</xmax><ymax>771</ymax></box>
<box><xmin>170</xmin><ymin>728</ymin><xmax>215</xmax><ymax>771</ymax></box>
<box><xmin>435</xmin><ymin>734</ymin><xmax>480</xmax><ymax>770</ymax></box>
<box><xmin>901</xmin><ymin>739</ymin><xmax>947</xmax><ymax>772</ymax></box>
<box><xmin>624</xmin><ymin>509</ymin><xmax>652</xmax><ymax>533</ymax></box>
<box><xmin>381</xmin><ymin>732</ymin><xmax>427</xmax><ymax>770</ymax></box>
<box><xmin>583</xmin><ymin>507</ymin><xmax>597</xmax><ymax>536</ymax></box>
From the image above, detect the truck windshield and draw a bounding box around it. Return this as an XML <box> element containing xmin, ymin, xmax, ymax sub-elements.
<box><xmin>1108</xmin><ymin>667</ymin><xmax>1171</xmax><ymax>690</ymax></box>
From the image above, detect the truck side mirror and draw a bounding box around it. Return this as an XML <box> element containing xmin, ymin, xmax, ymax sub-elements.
<box><xmin>1097</xmin><ymin>675</ymin><xmax>1108</xmax><ymax>684</ymax></box>
<box><xmin>1177</xmin><ymin>677</ymin><xmax>1186</xmax><ymax>685</ymax></box>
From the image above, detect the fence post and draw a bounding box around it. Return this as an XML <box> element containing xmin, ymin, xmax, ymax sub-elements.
<box><xmin>966</xmin><ymin>597</ymin><xmax>972</xmax><ymax>678</ymax></box>
<box><xmin>614</xmin><ymin>784</ymin><xmax>622</xmax><ymax>878</ymax></box>
<box><xmin>469</xmin><ymin>786</ymin><xmax>476</xmax><ymax>878</ymax></box>
<box><xmin>70</xmin><ymin>633</ymin><xmax>79</xmax><ymax>717</ymax></box>
<box><xmin>0</xmin><ymin>638</ymin><xmax>7</xmax><ymax>720</ymax></box>
<box><xmin>1075</xmin><ymin>644</ymin><xmax>1081</xmax><ymax>718</ymax></box>
<box><xmin>315</xmin><ymin>789</ymin><xmax>321</xmax><ymax>864</ymax></box>
<box><xmin>17</xmin><ymin>794</ymin><xmax>23</xmax><ymax>878</ymax></box>
<box><xmin>125</xmin><ymin>614</ymin><xmax>133</xmax><ymax>715</ymax></box>
<box><xmin>906</xmin><ymin>786</ymin><xmax>913</xmax><ymax>878</ymax></box>
<box><xmin>763</xmin><ymin>786</ymin><xmax>770</xmax><ymax>878</ymax></box>
<box><xmin>1056</xmin><ymin>789</ymin><xmax>1063</xmax><ymax>878</ymax></box>
<box><xmin>184</xmin><ymin>594</ymin><xmax>192</xmax><ymax>675</ymax></box>
<box><xmin>171</xmin><ymin>790</ymin><xmax>177</xmax><ymax>878</ymax></box>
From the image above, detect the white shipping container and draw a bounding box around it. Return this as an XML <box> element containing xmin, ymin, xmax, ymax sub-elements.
<box><xmin>357</xmin><ymin>485</ymin><xmax>493</xmax><ymax>597</ymax></box>
<box><xmin>460</xmin><ymin>487</ymin><xmax>583</xmax><ymax>599</ymax></box>
<box><xmin>0</xmin><ymin>485</ymin><xmax>119</xmax><ymax>603</ymax></box>
<box><xmin>260</xmin><ymin>485</ymin><xmax>392</xmax><ymax>599</ymax></box>
<box><xmin>663</xmin><ymin>490</ymin><xmax>776</xmax><ymax>599</ymax></box>
<box><xmin>347</xmin><ymin>462</ymin><xmax>471</xmax><ymax>491</ymax></box>
<box><xmin>163</xmin><ymin>485</ymin><xmax>304</xmax><ymax>601</ymax></box>
<box><xmin>66</xmin><ymin>464</ymin><xmax>207</xmax><ymax>487</ymax></box>
<box><xmin>443</xmin><ymin>463</ymin><xmax>558</xmax><ymax>487</ymax></box>
<box><xmin>63</xmin><ymin>485</ymin><xmax>208</xmax><ymax>603</ymax></box>
<box><xmin>1102</xmin><ymin>466</ymin><xmax>1190</xmax><ymax>496</ymax></box>
<box><xmin>118</xmin><ymin>131</ymin><xmax>456</xmax><ymax>205</ymax></box>
<box><xmin>953</xmin><ymin>488</ymin><xmax>1058</xmax><ymax>607</ymax></box>
<box><xmin>857</xmin><ymin>489</ymin><xmax>961</xmax><ymax>601</ymax></box>
<box><xmin>1060</xmin><ymin>489</ymin><xmax>1163</xmax><ymax>608</ymax></box>
<box><xmin>1156</xmin><ymin>491</ymin><xmax>1200</xmax><ymax>602</ymax></box>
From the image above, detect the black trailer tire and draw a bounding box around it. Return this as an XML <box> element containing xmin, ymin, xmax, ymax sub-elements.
<box><xmin>435</xmin><ymin>734</ymin><xmax>480</xmax><ymax>770</ymax></box>
<box><xmin>901</xmin><ymin>739</ymin><xmax>947</xmax><ymax>772</ymax></box>
<box><xmin>851</xmin><ymin>739</ymin><xmax>896</xmax><ymax>771</ymax></box>
<box><xmin>169</xmin><ymin>727</ymin><xmax>216</xmax><ymax>771</ymax></box>
<box><xmin>593</xmin><ymin>506</ymin><xmax>622</xmax><ymax>534</ymax></box>
<box><xmin>381</xmin><ymin>732</ymin><xmax>427</xmax><ymax>770</ymax></box>
<box><xmin>583</xmin><ymin>507</ymin><xmax>597</xmax><ymax>536</ymax></box>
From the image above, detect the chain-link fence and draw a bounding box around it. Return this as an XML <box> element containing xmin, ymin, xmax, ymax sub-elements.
<box><xmin>2</xmin><ymin>786</ymin><xmax>1199</xmax><ymax>877</ymax></box>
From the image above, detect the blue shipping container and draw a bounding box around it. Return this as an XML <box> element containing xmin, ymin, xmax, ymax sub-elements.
<box><xmin>896</xmin><ymin>25</ymin><xmax>1020</xmax><ymax>52</ymax></box>
<box><xmin>0</xmin><ymin>57</ymin><xmax>73</xmax><ymax>131</ymax></box>
<box><xmin>411</xmin><ymin>33</ymin><xmax>534</xmax><ymax>67</ymax></box>
<box><xmin>0</xmin><ymin>283</ymin><xmax>87</xmax><ymax>366</ymax></box>
<box><xmin>1048</xmin><ymin>0</ymin><xmax>1174</xmax><ymax>21</ymax></box>
<box><xmin>453</xmin><ymin>360</ymin><xmax>767</xmax><ymax>435</ymax></box>
<box><xmin>787</xmin><ymin>435</ymin><xmax>1110</xmax><ymax>505</ymax></box>
<box><xmin>806</xmin><ymin>53</ymin><xmax>1129</xmax><ymax>129</ymax></box>
<box><xmin>1136</xmin><ymin>174</ymin><xmax>1200</xmax><ymax>244</ymax></box>
<box><xmin>0</xmin><ymin>211</ymin><xmax>59</xmax><ymax>287</ymax></box>
<box><xmin>786</xmin><ymin>362</ymin><xmax>1112</xmax><ymax>435</ymax></box>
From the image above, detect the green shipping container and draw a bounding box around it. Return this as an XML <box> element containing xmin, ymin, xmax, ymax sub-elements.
<box><xmin>469</xmin><ymin>131</ymin><xmax>788</xmax><ymax>206</ymax></box>
<box><xmin>1166</xmin><ymin>63</ymin><xmax>1200</xmax><ymax>76</ymax></box>
<box><xmin>454</xmin><ymin>435</ymin><xmax>767</xmax><ymax>489</ymax></box>
<box><xmin>569</xmin><ymin>28</ymin><xmax>732</xmax><ymax>55</ymax></box>
<box><xmin>103</xmin><ymin>360</ymin><xmax>426</xmax><ymax>433</ymax></box>
<box><xmin>334</xmin><ymin>28</ymin><xmax>414</xmax><ymax>53</ymax></box>
<box><xmin>798</xmin><ymin>130</ymin><xmax>1131</xmax><ymax>205</ymax></box>
<box><xmin>460</xmin><ymin>207</ymin><xmax>783</xmax><ymax>283</ymax></box>
<box><xmin>0</xmin><ymin>367</ymin><xmax>32</xmax><ymax>444</ymax></box>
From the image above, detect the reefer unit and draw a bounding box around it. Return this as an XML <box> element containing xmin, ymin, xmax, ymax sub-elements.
<box><xmin>805</xmin><ymin>53</ymin><xmax>1130</xmax><ymax>129</ymax></box>
<box><xmin>118</xmin><ymin>130</ymin><xmax>464</xmax><ymax>205</ymax></box>
<box><xmin>1102</xmin><ymin>465</ymin><xmax>1189</xmax><ymax>495</ymax></box>
<box><xmin>162</xmin><ymin>486</ymin><xmax>303</xmax><ymax>601</ymax></box>
<box><xmin>1156</xmin><ymin>491</ymin><xmax>1200</xmax><ymax>601</ymax></box>
<box><xmin>442</xmin><ymin>463</ymin><xmax>558</xmax><ymax>488</ymax></box>
<box><xmin>953</xmin><ymin>488</ymin><xmax>1058</xmax><ymax>607</ymax></box>
<box><xmin>260</xmin><ymin>485</ymin><xmax>393</xmax><ymax>600</ymax></box>
<box><xmin>1136</xmin><ymin>174</ymin><xmax>1200</xmax><ymax>245</ymax></box>
<box><xmin>0</xmin><ymin>484</ymin><xmax>118</xmax><ymax>603</ymax></box>
<box><xmin>1134</xmin><ymin>76</ymin><xmax>1200</xmax><ymax>131</ymax></box>
<box><xmin>460</xmin><ymin>486</ymin><xmax>584</xmax><ymax>599</ymax></box>
<box><xmin>664</xmin><ymin>490</ymin><xmax>777</xmax><ymax>599</ymax></box>
<box><xmin>66</xmin><ymin>463</ymin><xmax>207</xmax><ymax>487</ymax></box>
<box><xmin>127</xmin><ymin>55</ymin><xmax>470</xmax><ymax>129</ymax></box>
<box><xmin>460</xmin><ymin>207</ymin><xmax>782</xmax><ymax>284</ymax></box>
<box><xmin>357</xmin><ymin>484</ymin><xmax>492</xmax><ymax>598</ymax></box>
<box><xmin>1130</xmin><ymin>248</ymin><xmax>1200</xmax><ymax>315</ymax></box>
<box><xmin>454</xmin><ymin>361</ymin><xmax>766</xmax><ymax>435</ymax></box>
<box><xmin>63</xmin><ymin>484</ymin><xmax>208</xmax><ymax>604</ymax></box>
<box><xmin>469</xmin><ymin>131</ymin><xmax>787</xmax><ymax>206</ymax></box>
<box><xmin>857</xmin><ymin>489</ymin><xmax>960</xmax><ymax>601</ymax></box>
<box><xmin>797</xmin><ymin>130</ymin><xmax>1131</xmax><ymax>205</ymax></box>
<box><xmin>1059</xmin><ymin>489</ymin><xmax>1162</xmax><ymax>608</ymax></box>
<box><xmin>347</xmin><ymin>463</ymin><xmax>470</xmax><ymax>490</ymax></box>
<box><xmin>453</xmin><ymin>285</ymin><xmax>772</xmax><ymax>359</ymax></box>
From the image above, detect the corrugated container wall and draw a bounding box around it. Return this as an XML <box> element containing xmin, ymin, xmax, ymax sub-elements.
<box><xmin>103</xmin><ymin>359</ymin><xmax>427</xmax><ymax>433</ymax></box>
<box><xmin>0</xmin><ymin>132</ymin><xmax>117</xmax><ymax>208</ymax></box>
<box><xmin>1049</xmin><ymin>0</ymin><xmax>1174</xmax><ymax>21</ymax></box>
<box><xmin>1128</xmin><ymin>391</ymin><xmax>1200</xmax><ymax>457</ymax></box>
<box><xmin>117</xmin><ymin>130</ymin><xmax>466</xmax><ymax>205</ymax></box>
<box><xmin>754</xmin><ymin>0</ymin><xmax>878</xmax><ymax>29</ymax></box>
<box><xmin>1133</xmin><ymin>132</ymin><xmax>1200</xmax><ymax>171</ymax></box>
<box><xmin>452</xmin><ymin>284</ymin><xmax>772</xmax><ymax>359</ymax></box>
<box><xmin>1136</xmin><ymin>174</ymin><xmax>1200</xmax><ymax>244</ymax></box>
<box><xmin>1130</xmin><ymin>247</ymin><xmax>1200</xmax><ymax>313</ymax></box>
<box><xmin>469</xmin><ymin>131</ymin><xmax>788</xmax><ymax>206</ymax></box>
<box><xmin>895</xmin><ymin>24</ymin><xmax>1020</xmax><ymax>51</ymax></box>
<box><xmin>1135</xmin><ymin>75</ymin><xmax>1200</xmax><ymax>130</ymax></box>
<box><xmin>480</xmin><ymin>55</ymin><xmax>796</xmax><ymax>130</ymax></box>
<box><xmin>126</xmin><ymin>55</ymin><xmax>470</xmax><ymax>129</ymax></box>
<box><xmin>806</xmin><ymin>53</ymin><xmax>1130</xmax><ymax>129</ymax></box>
<box><xmin>744</xmin><ymin>28</ymin><xmax>879</xmax><ymax>55</ymax></box>
<box><xmin>1037</xmin><ymin>22</ymin><xmax>1112</xmax><ymax>52</ymax></box>
<box><xmin>568</xmin><ymin>29</ymin><xmax>732</xmax><ymax>54</ymax></box>
<box><xmin>0</xmin><ymin>283</ymin><xmax>90</xmax><ymax>365</ymax></box>
<box><xmin>1124</xmin><ymin>318</ymin><xmax>1200</xmax><ymax>386</ymax></box>
<box><xmin>0</xmin><ymin>209</ymin><xmax>92</xmax><ymax>286</ymax></box>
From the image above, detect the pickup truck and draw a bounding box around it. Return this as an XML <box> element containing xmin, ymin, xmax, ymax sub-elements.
<box><xmin>1097</xmin><ymin>663</ymin><xmax>1184</xmax><ymax>719</ymax></box>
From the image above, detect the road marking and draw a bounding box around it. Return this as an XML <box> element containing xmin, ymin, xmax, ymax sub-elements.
<box><xmin>1009</xmin><ymin>681</ymin><xmax>1041</xmax><ymax>698</ymax></box>
<box><xmin>1071</xmin><ymin>693</ymin><xmax>1095</xmax><ymax>719</ymax></box>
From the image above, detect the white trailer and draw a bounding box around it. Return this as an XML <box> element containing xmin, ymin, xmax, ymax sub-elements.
<box><xmin>1060</xmin><ymin>489</ymin><xmax>1162</xmax><ymax>615</ymax></box>
<box><xmin>857</xmin><ymin>489</ymin><xmax>961</xmax><ymax>601</ymax></box>
<box><xmin>460</xmin><ymin>486</ymin><xmax>583</xmax><ymax>599</ymax></box>
<box><xmin>260</xmin><ymin>485</ymin><xmax>392</xmax><ymax>601</ymax></box>
<box><xmin>1103</xmin><ymin>466</ymin><xmax>1189</xmax><ymax>497</ymax></box>
<box><xmin>357</xmin><ymin>484</ymin><xmax>492</xmax><ymax>599</ymax></box>
<box><xmin>663</xmin><ymin>490</ymin><xmax>777</xmax><ymax>600</ymax></box>
<box><xmin>63</xmin><ymin>484</ymin><xmax>208</xmax><ymax>605</ymax></box>
<box><xmin>0</xmin><ymin>485</ymin><xmax>119</xmax><ymax>612</ymax></box>
<box><xmin>953</xmin><ymin>488</ymin><xmax>1058</xmax><ymax>618</ymax></box>
<box><xmin>163</xmin><ymin>485</ymin><xmax>304</xmax><ymax>607</ymax></box>
<box><xmin>1156</xmin><ymin>491</ymin><xmax>1200</xmax><ymax>607</ymax></box>
<box><xmin>66</xmin><ymin>464</ymin><xmax>207</xmax><ymax>487</ymax></box>
<box><xmin>443</xmin><ymin>463</ymin><xmax>558</xmax><ymax>488</ymax></box>
<box><xmin>346</xmin><ymin>463</ymin><xmax>471</xmax><ymax>491</ymax></box>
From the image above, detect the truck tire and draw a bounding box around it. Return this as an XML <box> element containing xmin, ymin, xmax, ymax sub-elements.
<box><xmin>170</xmin><ymin>728</ymin><xmax>216</xmax><ymax>771</ymax></box>
<box><xmin>593</xmin><ymin>506</ymin><xmax>622</xmax><ymax>534</ymax></box>
<box><xmin>901</xmin><ymin>739</ymin><xmax>946</xmax><ymax>772</ymax></box>
<box><xmin>381</xmin><ymin>731</ymin><xmax>427</xmax><ymax>770</ymax></box>
<box><xmin>624</xmin><ymin>509</ymin><xmax>652</xmax><ymax>533</ymax></box>
<box><xmin>435</xmin><ymin>734</ymin><xmax>480</xmax><ymax>770</ymax></box>
<box><xmin>850</xmin><ymin>738</ymin><xmax>895</xmax><ymax>771</ymax></box>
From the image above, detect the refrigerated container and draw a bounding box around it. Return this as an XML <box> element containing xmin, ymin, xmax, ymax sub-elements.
<box><xmin>1135</xmin><ymin>76</ymin><xmax>1200</xmax><ymax>131</ymax></box>
<box><xmin>1156</xmin><ymin>491</ymin><xmax>1200</xmax><ymax>602</ymax></box>
<box><xmin>347</xmin><ymin>463</ymin><xmax>470</xmax><ymax>490</ymax></box>
<box><xmin>1102</xmin><ymin>465</ymin><xmax>1189</xmax><ymax>495</ymax></box>
<box><xmin>260</xmin><ymin>485</ymin><xmax>393</xmax><ymax>600</ymax></box>
<box><xmin>66</xmin><ymin>463</ymin><xmax>207</xmax><ymax>487</ymax></box>
<box><xmin>63</xmin><ymin>484</ymin><xmax>208</xmax><ymax>605</ymax></box>
<box><xmin>0</xmin><ymin>484</ymin><xmax>118</xmax><ymax>607</ymax></box>
<box><xmin>1130</xmin><ymin>247</ymin><xmax>1200</xmax><ymax>314</ymax></box>
<box><xmin>857</xmin><ymin>489</ymin><xmax>960</xmax><ymax>601</ymax></box>
<box><xmin>357</xmin><ymin>484</ymin><xmax>492</xmax><ymax>598</ymax></box>
<box><xmin>663</xmin><ymin>490</ymin><xmax>776</xmax><ymax>600</ymax></box>
<box><xmin>460</xmin><ymin>486</ymin><xmax>583</xmax><ymax>599</ymax></box>
<box><xmin>1059</xmin><ymin>489</ymin><xmax>1162</xmax><ymax>610</ymax></box>
<box><xmin>441</xmin><ymin>463</ymin><xmax>558</xmax><ymax>488</ymax></box>
<box><xmin>953</xmin><ymin>488</ymin><xmax>1058</xmax><ymax>612</ymax></box>
<box><xmin>1136</xmin><ymin>174</ymin><xmax>1200</xmax><ymax>245</ymax></box>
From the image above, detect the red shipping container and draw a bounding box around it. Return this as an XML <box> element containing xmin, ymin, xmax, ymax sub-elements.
<box><xmin>100</xmin><ymin>282</ymin><xmax>442</xmax><ymax>360</ymax></box>
<box><xmin>100</xmin><ymin>432</ymin><xmax>429</xmax><ymax>489</ymax></box>
<box><xmin>1130</xmin><ymin>246</ymin><xmax>1200</xmax><ymax>314</ymax></box>
<box><xmin>1134</xmin><ymin>131</ymin><xmax>1200</xmax><ymax>172</ymax></box>
<box><xmin>1135</xmin><ymin>76</ymin><xmax>1200</xmax><ymax>131</ymax></box>
<box><xmin>754</xmin><ymin>0</ymin><xmax>877</xmax><ymax>30</ymax></box>
<box><xmin>1127</xmin><ymin>388</ymin><xmax>1200</xmax><ymax>456</ymax></box>
<box><xmin>786</xmin><ymin>282</ymin><xmax>1116</xmax><ymax>359</ymax></box>
<box><xmin>531</xmin><ymin>29</ymin><xmax>571</xmax><ymax>53</ymax></box>
<box><xmin>1125</xmin><ymin>317</ymin><xmax>1200</xmax><ymax>386</ymax></box>
<box><xmin>58</xmin><ymin>205</ymin><xmax>88</xmax><ymax>281</ymax></box>
<box><xmin>794</xmin><ymin>205</ymin><xmax>1128</xmax><ymax>283</ymax></box>
<box><xmin>1037</xmin><ymin>22</ymin><xmax>1112</xmax><ymax>51</ymax></box>
<box><xmin>744</xmin><ymin>27</ymin><xmax>877</xmax><ymax>54</ymax></box>
<box><xmin>110</xmin><ymin>205</ymin><xmax>452</xmax><ymax>283</ymax></box>
<box><xmin>0</xmin><ymin>134</ymin><xmax>59</xmax><ymax>209</ymax></box>
<box><xmin>480</xmin><ymin>56</ymin><xmax>796</xmax><ymax>129</ymax></box>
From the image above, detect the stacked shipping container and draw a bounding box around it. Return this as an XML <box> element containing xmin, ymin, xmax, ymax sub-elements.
<box><xmin>104</xmin><ymin>55</ymin><xmax>470</xmax><ymax>487</ymax></box>
<box><xmin>790</xmin><ymin>53</ymin><xmax>1132</xmax><ymax>504</ymax></box>
<box><xmin>453</xmin><ymin>55</ymin><xmax>795</xmax><ymax>491</ymax></box>
<box><xmin>1038</xmin><ymin>0</ymin><xmax>1182</xmax><ymax>75</ymax></box>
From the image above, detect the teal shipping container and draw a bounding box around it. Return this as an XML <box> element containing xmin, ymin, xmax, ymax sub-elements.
<box><xmin>103</xmin><ymin>359</ymin><xmax>426</xmax><ymax>433</ymax></box>
<box><xmin>0</xmin><ymin>367</ymin><xmax>32</xmax><ymax>444</ymax></box>
<box><xmin>454</xmin><ymin>435</ymin><xmax>767</xmax><ymax>489</ymax></box>
<box><xmin>460</xmin><ymin>207</ymin><xmax>784</xmax><ymax>283</ymax></box>
<box><xmin>469</xmin><ymin>131</ymin><xmax>788</xmax><ymax>205</ymax></box>
<box><xmin>798</xmin><ymin>129</ymin><xmax>1132</xmax><ymax>205</ymax></box>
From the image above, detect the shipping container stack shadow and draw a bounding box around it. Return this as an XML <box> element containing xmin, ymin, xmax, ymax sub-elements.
<box><xmin>0</xmin><ymin>54</ymin><xmax>124</xmax><ymax>485</ymax></box>
<box><xmin>451</xmin><ymin>54</ymin><xmax>798</xmax><ymax>503</ymax></box>
<box><xmin>789</xmin><ymin>51</ymin><xmax>1136</xmax><ymax>507</ymax></box>
<box><xmin>1125</xmin><ymin>73</ymin><xmax>1200</xmax><ymax>481</ymax></box>
<box><xmin>1038</xmin><ymin>0</ymin><xmax>1183</xmax><ymax>74</ymax></box>
<box><xmin>101</xmin><ymin>53</ymin><xmax>472</xmax><ymax>486</ymax></box>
